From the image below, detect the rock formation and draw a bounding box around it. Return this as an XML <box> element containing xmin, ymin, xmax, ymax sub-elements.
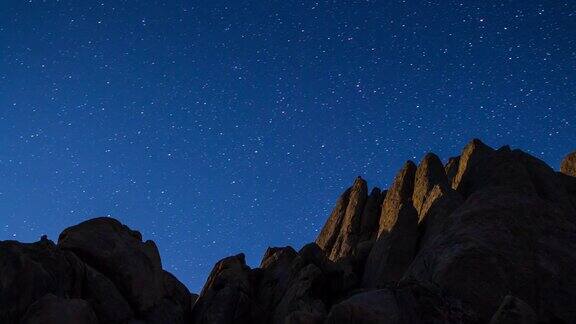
<box><xmin>316</xmin><ymin>177</ymin><xmax>368</xmax><ymax>261</ymax></box>
<box><xmin>2</xmin><ymin>139</ymin><xmax>576</xmax><ymax>323</ymax></box>
<box><xmin>0</xmin><ymin>219</ymin><xmax>193</xmax><ymax>324</ymax></box>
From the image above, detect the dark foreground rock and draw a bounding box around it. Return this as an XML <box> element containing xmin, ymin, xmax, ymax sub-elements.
<box><xmin>20</xmin><ymin>294</ymin><xmax>99</xmax><ymax>324</ymax></box>
<box><xmin>0</xmin><ymin>219</ymin><xmax>193</xmax><ymax>323</ymax></box>
<box><xmin>489</xmin><ymin>295</ymin><xmax>538</xmax><ymax>324</ymax></box>
<box><xmin>2</xmin><ymin>139</ymin><xmax>576</xmax><ymax>323</ymax></box>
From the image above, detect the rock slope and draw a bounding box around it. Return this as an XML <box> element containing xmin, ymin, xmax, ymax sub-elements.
<box><xmin>2</xmin><ymin>139</ymin><xmax>576</xmax><ymax>323</ymax></box>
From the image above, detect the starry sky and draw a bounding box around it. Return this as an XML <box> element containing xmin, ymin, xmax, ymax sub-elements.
<box><xmin>0</xmin><ymin>0</ymin><xmax>574</xmax><ymax>291</ymax></box>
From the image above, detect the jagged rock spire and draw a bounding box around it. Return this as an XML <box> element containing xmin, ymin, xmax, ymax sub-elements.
<box><xmin>192</xmin><ymin>254</ymin><xmax>261</xmax><ymax>324</ymax></box>
<box><xmin>362</xmin><ymin>161</ymin><xmax>419</xmax><ymax>287</ymax></box>
<box><xmin>451</xmin><ymin>138</ymin><xmax>495</xmax><ymax>195</ymax></box>
<box><xmin>315</xmin><ymin>177</ymin><xmax>369</xmax><ymax>260</ymax></box>
<box><xmin>378</xmin><ymin>161</ymin><xmax>417</xmax><ymax>235</ymax></box>
<box><xmin>412</xmin><ymin>153</ymin><xmax>450</xmax><ymax>220</ymax></box>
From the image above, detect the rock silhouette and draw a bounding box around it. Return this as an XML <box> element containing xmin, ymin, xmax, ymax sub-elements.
<box><xmin>2</xmin><ymin>139</ymin><xmax>576</xmax><ymax>323</ymax></box>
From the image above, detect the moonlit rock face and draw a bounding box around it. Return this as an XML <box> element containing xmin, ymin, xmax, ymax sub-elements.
<box><xmin>412</xmin><ymin>152</ymin><xmax>450</xmax><ymax>219</ymax></box>
<box><xmin>315</xmin><ymin>177</ymin><xmax>368</xmax><ymax>261</ymax></box>
<box><xmin>561</xmin><ymin>151</ymin><xmax>576</xmax><ymax>177</ymax></box>
<box><xmin>378</xmin><ymin>161</ymin><xmax>417</xmax><ymax>235</ymax></box>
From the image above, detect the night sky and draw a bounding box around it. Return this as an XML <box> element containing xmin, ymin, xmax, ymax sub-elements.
<box><xmin>1</xmin><ymin>1</ymin><xmax>574</xmax><ymax>291</ymax></box>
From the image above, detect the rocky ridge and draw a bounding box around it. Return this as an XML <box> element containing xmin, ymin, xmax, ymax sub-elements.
<box><xmin>1</xmin><ymin>139</ymin><xmax>576</xmax><ymax>323</ymax></box>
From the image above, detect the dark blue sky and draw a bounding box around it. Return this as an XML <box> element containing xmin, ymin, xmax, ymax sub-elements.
<box><xmin>0</xmin><ymin>0</ymin><xmax>574</xmax><ymax>291</ymax></box>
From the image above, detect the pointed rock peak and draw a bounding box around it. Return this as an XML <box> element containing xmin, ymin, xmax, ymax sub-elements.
<box><xmin>206</xmin><ymin>254</ymin><xmax>250</xmax><ymax>280</ymax></box>
<box><xmin>260</xmin><ymin>246</ymin><xmax>297</xmax><ymax>269</ymax></box>
<box><xmin>378</xmin><ymin>161</ymin><xmax>417</xmax><ymax>234</ymax></box>
<box><xmin>422</xmin><ymin>152</ymin><xmax>441</xmax><ymax>163</ymax></box>
<box><xmin>456</xmin><ymin>139</ymin><xmax>494</xmax><ymax>160</ymax></box>
<box><xmin>561</xmin><ymin>151</ymin><xmax>576</xmax><ymax>177</ymax></box>
<box><xmin>391</xmin><ymin>161</ymin><xmax>417</xmax><ymax>195</ymax></box>
<box><xmin>315</xmin><ymin>186</ymin><xmax>352</xmax><ymax>251</ymax></box>
<box><xmin>193</xmin><ymin>253</ymin><xmax>258</xmax><ymax>323</ymax></box>
<box><xmin>413</xmin><ymin>153</ymin><xmax>449</xmax><ymax>216</ymax></box>
<box><xmin>200</xmin><ymin>253</ymin><xmax>252</xmax><ymax>296</ymax></box>
<box><xmin>469</xmin><ymin>138</ymin><xmax>488</xmax><ymax>147</ymax></box>
<box><xmin>386</xmin><ymin>160</ymin><xmax>417</xmax><ymax>204</ymax></box>
<box><xmin>452</xmin><ymin>139</ymin><xmax>495</xmax><ymax>192</ymax></box>
<box><xmin>466</xmin><ymin>138</ymin><xmax>493</xmax><ymax>152</ymax></box>
<box><xmin>315</xmin><ymin>177</ymin><xmax>368</xmax><ymax>260</ymax></box>
<box><xmin>419</xmin><ymin>153</ymin><xmax>447</xmax><ymax>178</ymax></box>
<box><xmin>351</xmin><ymin>176</ymin><xmax>368</xmax><ymax>192</ymax></box>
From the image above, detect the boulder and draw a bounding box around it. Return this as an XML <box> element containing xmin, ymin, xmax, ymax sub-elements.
<box><xmin>267</xmin><ymin>243</ymin><xmax>356</xmax><ymax>323</ymax></box>
<box><xmin>191</xmin><ymin>254</ymin><xmax>262</xmax><ymax>324</ymax></box>
<box><xmin>255</xmin><ymin>247</ymin><xmax>299</xmax><ymax>321</ymax></box>
<box><xmin>0</xmin><ymin>238</ymin><xmax>84</xmax><ymax>323</ymax></box>
<box><xmin>58</xmin><ymin>217</ymin><xmax>165</xmax><ymax>314</ymax></box>
<box><xmin>142</xmin><ymin>271</ymin><xmax>193</xmax><ymax>324</ymax></box>
<box><xmin>271</xmin><ymin>263</ymin><xmax>327</xmax><ymax>323</ymax></box>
